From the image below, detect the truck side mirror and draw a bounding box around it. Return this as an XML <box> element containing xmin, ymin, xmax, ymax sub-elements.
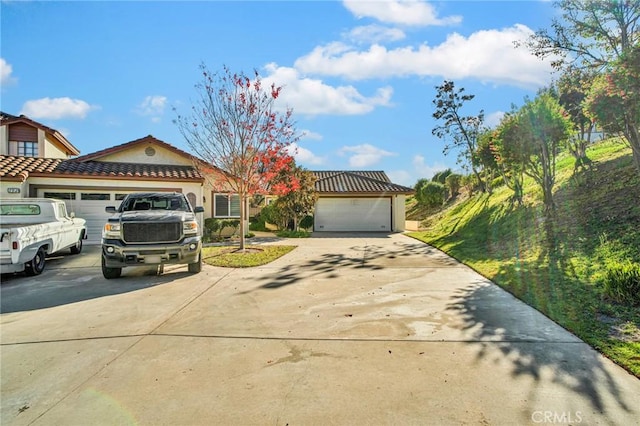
<box><xmin>105</xmin><ymin>206</ymin><xmax>117</xmax><ymax>213</ymax></box>
<box><xmin>194</xmin><ymin>206</ymin><xmax>205</xmax><ymax>213</ymax></box>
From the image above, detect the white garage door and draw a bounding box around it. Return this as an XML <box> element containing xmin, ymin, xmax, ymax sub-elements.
<box><xmin>315</xmin><ymin>197</ymin><xmax>391</xmax><ymax>232</ymax></box>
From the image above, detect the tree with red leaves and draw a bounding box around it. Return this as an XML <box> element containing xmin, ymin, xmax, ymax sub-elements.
<box><xmin>175</xmin><ymin>64</ymin><xmax>300</xmax><ymax>250</ymax></box>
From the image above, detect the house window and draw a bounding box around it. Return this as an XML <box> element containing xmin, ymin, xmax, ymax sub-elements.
<box><xmin>9</xmin><ymin>141</ymin><xmax>38</xmax><ymax>157</ymax></box>
<box><xmin>43</xmin><ymin>192</ymin><xmax>76</xmax><ymax>200</ymax></box>
<box><xmin>214</xmin><ymin>194</ymin><xmax>240</xmax><ymax>218</ymax></box>
<box><xmin>81</xmin><ymin>193</ymin><xmax>110</xmax><ymax>201</ymax></box>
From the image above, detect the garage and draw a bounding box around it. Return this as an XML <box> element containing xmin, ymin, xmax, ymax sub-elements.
<box><xmin>315</xmin><ymin>197</ymin><xmax>391</xmax><ymax>232</ymax></box>
<box><xmin>312</xmin><ymin>171</ymin><xmax>414</xmax><ymax>233</ymax></box>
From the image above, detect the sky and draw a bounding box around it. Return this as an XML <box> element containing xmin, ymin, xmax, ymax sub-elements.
<box><xmin>0</xmin><ymin>0</ymin><xmax>560</xmax><ymax>187</ymax></box>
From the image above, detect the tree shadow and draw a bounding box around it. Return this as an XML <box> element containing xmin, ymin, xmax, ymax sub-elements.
<box><xmin>249</xmin><ymin>250</ymin><xmax>386</xmax><ymax>291</ymax></box>
<box><xmin>1</xmin><ymin>265</ymin><xmax>190</xmax><ymax>313</ymax></box>
<box><xmin>447</xmin><ymin>279</ymin><xmax>633</xmax><ymax>415</ymax></box>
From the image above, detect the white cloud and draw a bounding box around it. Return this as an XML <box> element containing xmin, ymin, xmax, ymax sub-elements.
<box><xmin>295</xmin><ymin>24</ymin><xmax>555</xmax><ymax>88</ymax></box>
<box><xmin>20</xmin><ymin>97</ymin><xmax>95</xmax><ymax>120</ymax></box>
<box><xmin>136</xmin><ymin>95</ymin><xmax>167</xmax><ymax>121</ymax></box>
<box><xmin>300</xmin><ymin>129</ymin><xmax>323</xmax><ymax>141</ymax></box>
<box><xmin>485</xmin><ymin>110</ymin><xmax>505</xmax><ymax>128</ymax></box>
<box><xmin>343</xmin><ymin>0</ymin><xmax>462</xmax><ymax>27</ymax></box>
<box><xmin>339</xmin><ymin>143</ymin><xmax>396</xmax><ymax>168</ymax></box>
<box><xmin>288</xmin><ymin>143</ymin><xmax>326</xmax><ymax>166</ymax></box>
<box><xmin>0</xmin><ymin>58</ymin><xmax>17</xmax><ymax>86</ymax></box>
<box><xmin>412</xmin><ymin>155</ymin><xmax>448</xmax><ymax>180</ymax></box>
<box><xmin>386</xmin><ymin>169</ymin><xmax>413</xmax><ymax>187</ymax></box>
<box><xmin>344</xmin><ymin>25</ymin><xmax>406</xmax><ymax>44</ymax></box>
<box><xmin>263</xmin><ymin>63</ymin><xmax>393</xmax><ymax>116</ymax></box>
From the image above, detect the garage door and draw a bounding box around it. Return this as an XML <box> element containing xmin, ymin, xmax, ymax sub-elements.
<box><xmin>315</xmin><ymin>197</ymin><xmax>391</xmax><ymax>232</ymax></box>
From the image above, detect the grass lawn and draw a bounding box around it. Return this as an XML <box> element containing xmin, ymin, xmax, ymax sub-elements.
<box><xmin>201</xmin><ymin>244</ymin><xmax>296</xmax><ymax>268</ymax></box>
<box><xmin>407</xmin><ymin>138</ymin><xmax>640</xmax><ymax>377</ymax></box>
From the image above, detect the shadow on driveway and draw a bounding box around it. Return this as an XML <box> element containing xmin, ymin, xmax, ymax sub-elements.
<box><xmin>1</xmin><ymin>265</ymin><xmax>192</xmax><ymax>314</ymax></box>
<box><xmin>447</xmin><ymin>280</ymin><xmax>633</xmax><ymax>418</ymax></box>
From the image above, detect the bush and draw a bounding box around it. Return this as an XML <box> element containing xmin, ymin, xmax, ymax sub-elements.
<box><xmin>445</xmin><ymin>173</ymin><xmax>463</xmax><ymax>198</ymax></box>
<box><xmin>276</xmin><ymin>230</ymin><xmax>311</xmax><ymax>238</ymax></box>
<box><xmin>299</xmin><ymin>215</ymin><xmax>314</xmax><ymax>230</ymax></box>
<box><xmin>432</xmin><ymin>169</ymin><xmax>452</xmax><ymax>184</ymax></box>
<box><xmin>418</xmin><ymin>181</ymin><xmax>446</xmax><ymax>208</ymax></box>
<box><xmin>603</xmin><ymin>260</ymin><xmax>640</xmax><ymax>305</ymax></box>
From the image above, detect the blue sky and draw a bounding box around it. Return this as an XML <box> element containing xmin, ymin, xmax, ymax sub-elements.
<box><xmin>1</xmin><ymin>1</ymin><xmax>559</xmax><ymax>186</ymax></box>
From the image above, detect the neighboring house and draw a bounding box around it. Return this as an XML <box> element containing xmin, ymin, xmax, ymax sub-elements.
<box><xmin>312</xmin><ymin>171</ymin><xmax>413</xmax><ymax>232</ymax></box>
<box><xmin>1</xmin><ymin>113</ymin><xmax>413</xmax><ymax>240</ymax></box>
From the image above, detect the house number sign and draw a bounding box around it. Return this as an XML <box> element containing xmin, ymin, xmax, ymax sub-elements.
<box><xmin>7</xmin><ymin>188</ymin><xmax>20</xmax><ymax>194</ymax></box>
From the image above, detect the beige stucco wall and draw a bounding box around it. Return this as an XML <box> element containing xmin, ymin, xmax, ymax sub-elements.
<box><xmin>42</xmin><ymin>132</ymin><xmax>68</xmax><ymax>158</ymax></box>
<box><xmin>393</xmin><ymin>194</ymin><xmax>407</xmax><ymax>232</ymax></box>
<box><xmin>97</xmin><ymin>143</ymin><xmax>194</xmax><ymax>166</ymax></box>
<box><xmin>0</xmin><ymin>180</ymin><xmax>28</xmax><ymax>199</ymax></box>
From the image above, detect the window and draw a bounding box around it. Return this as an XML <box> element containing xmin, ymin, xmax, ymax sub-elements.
<box><xmin>115</xmin><ymin>194</ymin><xmax>128</xmax><ymax>201</ymax></box>
<box><xmin>81</xmin><ymin>193</ymin><xmax>110</xmax><ymax>200</ymax></box>
<box><xmin>214</xmin><ymin>194</ymin><xmax>240</xmax><ymax>218</ymax></box>
<box><xmin>0</xmin><ymin>204</ymin><xmax>41</xmax><ymax>215</ymax></box>
<box><xmin>43</xmin><ymin>192</ymin><xmax>76</xmax><ymax>200</ymax></box>
<box><xmin>9</xmin><ymin>141</ymin><xmax>38</xmax><ymax>157</ymax></box>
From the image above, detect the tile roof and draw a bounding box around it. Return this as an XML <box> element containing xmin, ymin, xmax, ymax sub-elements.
<box><xmin>0</xmin><ymin>156</ymin><xmax>64</xmax><ymax>181</ymax></box>
<box><xmin>312</xmin><ymin>171</ymin><xmax>414</xmax><ymax>194</ymax></box>
<box><xmin>0</xmin><ymin>155</ymin><xmax>203</xmax><ymax>182</ymax></box>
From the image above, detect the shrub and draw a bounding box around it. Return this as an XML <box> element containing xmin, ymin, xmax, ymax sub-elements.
<box><xmin>299</xmin><ymin>215</ymin><xmax>314</xmax><ymax>230</ymax></box>
<box><xmin>418</xmin><ymin>181</ymin><xmax>446</xmax><ymax>208</ymax></box>
<box><xmin>445</xmin><ymin>173</ymin><xmax>463</xmax><ymax>198</ymax></box>
<box><xmin>276</xmin><ymin>230</ymin><xmax>311</xmax><ymax>238</ymax></box>
<box><xmin>603</xmin><ymin>260</ymin><xmax>640</xmax><ymax>305</ymax></box>
<box><xmin>432</xmin><ymin>168</ymin><xmax>452</xmax><ymax>184</ymax></box>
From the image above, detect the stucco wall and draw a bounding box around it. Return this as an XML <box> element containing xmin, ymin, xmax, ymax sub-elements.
<box><xmin>97</xmin><ymin>143</ymin><xmax>194</xmax><ymax>165</ymax></box>
<box><xmin>393</xmin><ymin>194</ymin><xmax>406</xmax><ymax>232</ymax></box>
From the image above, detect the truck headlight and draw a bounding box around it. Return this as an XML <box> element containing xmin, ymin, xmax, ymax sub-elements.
<box><xmin>103</xmin><ymin>223</ymin><xmax>121</xmax><ymax>238</ymax></box>
<box><xmin>183</xmin><ymin>220</ymin><xmax>198</xmax><ymax>235</ymax></box>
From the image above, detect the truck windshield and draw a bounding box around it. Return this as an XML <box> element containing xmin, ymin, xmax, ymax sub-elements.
<box><xmin>121</xmin><ymin>195</ymin><xmax>189</xmax><ymax>212</ymax></box>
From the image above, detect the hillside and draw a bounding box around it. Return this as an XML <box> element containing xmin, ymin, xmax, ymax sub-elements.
<box><xmin>407</xmin><ymin>138</ymin><xmax>640</xmax><ymax>376</ymax></box>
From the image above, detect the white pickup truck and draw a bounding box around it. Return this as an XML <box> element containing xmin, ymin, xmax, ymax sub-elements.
<box><xmin>0</xmin><ymin>198</ymin><xmax>87</xmax><ymax>275</ymax></box>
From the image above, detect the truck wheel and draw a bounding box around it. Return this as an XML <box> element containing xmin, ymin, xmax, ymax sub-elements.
<box><xmin>102</xmin><ymin>256</ymin><xmax>122</xmax><ymax>279</ymax></box>
<box><xmin>25</xmin><ymin>247</ymin><xmax>46</xmax><ymax>276</ymax></box>
<box><xmin>70</xmin><ymin>237</ymin><xmax>83</xmax><ymax>254</ymax></box>
<box><xmin>188</xmin><ymin>253</ymin><xmax>202</xmax><ymax>273</ymax></box>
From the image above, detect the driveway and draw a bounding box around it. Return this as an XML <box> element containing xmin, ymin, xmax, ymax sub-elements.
<box><xmin>1</xmin><ymin>233</ymin><xmax>639</xmax><ymax>425</ymax></box>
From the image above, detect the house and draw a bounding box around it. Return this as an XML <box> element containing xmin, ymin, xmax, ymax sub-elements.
<box><xmin>312</xmin><ymin>171</ymin><xmax>413</xmax><ymax>232</ymax></box>
<box><xmin>1</xmin><ymin>113</ymin><xmax>413</xmax><ymax>240</ymax></box>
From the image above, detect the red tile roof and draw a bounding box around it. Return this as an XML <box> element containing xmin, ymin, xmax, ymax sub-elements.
<box><xmin>0</xmin><ymin>155</ymin><xmax>203</xmax><ymax>182</ymax></box>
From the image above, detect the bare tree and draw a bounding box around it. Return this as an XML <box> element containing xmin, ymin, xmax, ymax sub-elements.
<box><xmin>175</xmin><ymin>64</ymin><xmax>299</xmax><ymax>250</ymax></box>
<box><xmin>432</xmin><ymin>80</ymin><xmax>486</xmax><ymax>192</ymax></box>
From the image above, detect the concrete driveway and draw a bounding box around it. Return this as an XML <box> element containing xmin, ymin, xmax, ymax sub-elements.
<box><xmin>1</xmin><ymin>233</ymin><xmax>639</xmax><ymax>425</ymax></box>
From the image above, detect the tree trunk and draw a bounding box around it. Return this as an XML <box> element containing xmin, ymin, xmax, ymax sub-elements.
<box><xmin>623</xmin><ymin>111</ymin><xmax>640</xmax><ymax>172</ymax></box>
<box><xmin>239</xmin><ymin>192</ymin><xmax>246</xmax><ymax>251</ymax></box>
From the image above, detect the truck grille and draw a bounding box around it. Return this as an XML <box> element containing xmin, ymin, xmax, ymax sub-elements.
<box><xmin>122</xmin><ymin>223</ymin><xmax>181</xmax><ymax>243</ymax></box>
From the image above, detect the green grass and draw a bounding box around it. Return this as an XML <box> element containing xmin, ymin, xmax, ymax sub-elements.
<box><xmin>408</xmin><ymin>138</ymin><xmax>640</xmax><ymax>377</ymax></box>
<box><xmin>201</xmin><ymin>244</ymin><xmax>296</xmax><ymax>267</ymax></box>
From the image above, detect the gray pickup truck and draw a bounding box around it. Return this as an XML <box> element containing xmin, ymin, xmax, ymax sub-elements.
<box><xmin>101</xmin><ymin>192</ymin><xmax>205</xmax><ymax>279</ymax></box>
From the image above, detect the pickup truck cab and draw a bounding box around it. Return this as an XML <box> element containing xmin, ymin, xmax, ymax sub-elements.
<box><xmin>0</xmin><ymin>198</ymin><xmax>87</xmax><ymax>275</ymax></box>
<box><xmin>101</xmin><ymin>192</ymin><xmax>205</xmax><ymax>279</ymax></box>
